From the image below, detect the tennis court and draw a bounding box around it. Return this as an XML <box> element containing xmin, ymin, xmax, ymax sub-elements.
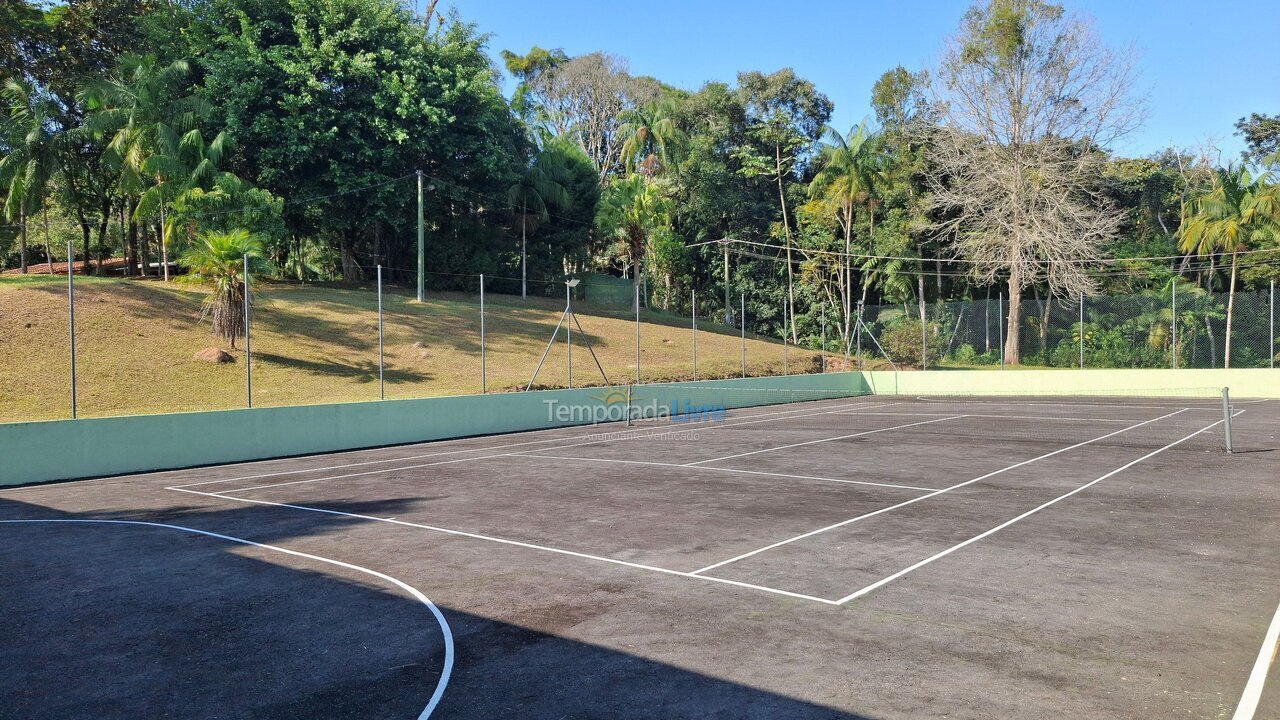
<box><xmin>3</xmin><ymin>387</ymin><xmax>1278</xmax><ymax>719</ymax></box>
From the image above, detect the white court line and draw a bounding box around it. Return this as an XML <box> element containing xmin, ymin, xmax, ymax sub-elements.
<box><xmin>165</xmin><ymin>486</ymin><xmax>841</xmax><ymax>606</ymax></box>
<box><xmin>835</xmin><ymin>411</ymin><xmax>1240</xmax><ymax>604</ymax></box>
<box><xmin>683</xmin><ymin>415</ymin><xmax>965</xmax><ymax>466</ymax></box>
<box><xmin>172</xmin><ymin>397</ymin><xmax>893</xmax><ymax>490</ymax></box>
<box><xmin>688</xmin><ymin>408</ymin><xmax>1191</xmax><ymax>576</ymax></box>
<box><xmin>1233</xmin><ymin>596</ymin><xmax>1280</xmax><ymax>720</ymax></box>
<box><xmin>517</xmin><ymin>454</ymin><xmax>937</xmax><ymax>493</ymax></box>
<box><xmin>832</xmin><ymin>411</ymin><xmax>1137</xmax><ymax>424</ymax></box>
<box><xmin>216</xmin><ymin>400</ymin><xmax>904</xmax><ymax>496</ymax></box>
<box><xmin>0</xmin><ymin>518</ymin><xmax>454</xmax><ymax>719</ymax></box>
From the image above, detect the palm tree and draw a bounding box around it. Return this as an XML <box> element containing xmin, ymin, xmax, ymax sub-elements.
<box><xmin>83</xmin><ymin>55</ymin><xmax>206</xmax><ymax>279</ymax></box>
<box><xmin>507</xmin><ymin>145</ymin><xmax>572</xmax><ymax>297</ymax></box>
<box><xmin>0</xmin><ymin>78</ymin><xmax>60</xmax><ymax>274</ymax></box>
<box><xmin>808</xmin><ymin>122</ymin><xmax>882</xmax><ymax>351</ymax></box>
<box><xmin>596</xmin><ymin>174</ymin><xmax>669</xmax><ymax>313</ymax></box>
<box><xmin>179</xmin><ymin>229</ymin><xmax>262</xmax><ymax>350</ymax></box>
<box><xmin>618</xmin><ymin>102</ymin><xmax>683</xmax><ymax>179</ymax></box>
<box><xmin>1178</xmin><ymin>165</ymin><xmax>1280</xmax><ymax>367</ymax></box>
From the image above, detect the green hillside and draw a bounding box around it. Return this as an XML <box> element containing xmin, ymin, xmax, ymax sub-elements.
<box><xmin>0</xmin><ymin>276</ymin><xmax>820</xmax><ymax>423</ymax></box>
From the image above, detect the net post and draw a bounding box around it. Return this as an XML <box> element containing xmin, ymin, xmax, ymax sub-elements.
<box><xmin>1221</xmin><ymin>387</ymin><xmax>1233</xmax><ymax>453</ymax></box>
<box><xmin>67</xmin><ymin>239</ymin><xmax>77</xmax><ymax>419</ymax></box>
<box><xmin>244</xmin><ymin>253</ymin><xmax>252</xmax><ymax>409</ymax></box>
<box><xmin>626</xmin><ymin>383</ymin><xmax>633</xmax><ymax>427</ymax></box>
<box><xmin>377</xmin><ymin>265</ymin><xmax>385</xmax><ymax>400</ymax></box>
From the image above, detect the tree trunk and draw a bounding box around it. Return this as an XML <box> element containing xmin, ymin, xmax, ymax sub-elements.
<box><xmin>160</xmin><ymin>206</ymin><xmax>170</xmax><ymax>281</ymax></box>
<box><xmin>1224</xmin><ymin>251</ymin><xmax>1237</xmax><ymax>369</ymax></box>
<box><xmin>1005</xmin><ymin>274</ymin><xmax>1022</xmax><ymax>365</ymax></box>
<box><xmin>42</xmin><ymin>207</ymin><xmax>52</xmax><ymax>274</ymax></box>
<box><xmin>79</xmin><ymin>222</ymin><xmax>92</xmax><ymax>276</ymax></box>
<box><xmin>18</xmin><ymin>207</ymin><xmax>28</xmax><ymax>273</ymax></box>
<box><xmin>632</xmin><ymin>258</ymin><xmax>641</xmax><ymax>315</ymax></box>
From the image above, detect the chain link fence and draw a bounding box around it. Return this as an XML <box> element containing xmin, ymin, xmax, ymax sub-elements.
<box><xmin>854</xmin><ymin>283</ymin><xmax>1279</xmax><ymax>371</ymax></box>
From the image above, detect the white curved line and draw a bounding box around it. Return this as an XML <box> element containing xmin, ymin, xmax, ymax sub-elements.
<box><xmin>0</xmin><ymin>518</ymin><xmax>453</xmax><ymax>719</ymax></box>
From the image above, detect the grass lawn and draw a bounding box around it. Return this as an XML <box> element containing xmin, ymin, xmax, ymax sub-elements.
<box><xmin>0</xmin><ymin>275</ymin><xmax>819</xmax><ymax>423</ymax></box>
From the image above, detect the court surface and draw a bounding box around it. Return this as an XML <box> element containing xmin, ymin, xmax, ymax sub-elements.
<box><xmin>3</xmin><ymin>393</ymin><xmax>1279</xmax><ymax>719</ymax></box>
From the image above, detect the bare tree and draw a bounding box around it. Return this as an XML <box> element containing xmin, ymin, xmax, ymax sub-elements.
<box><xmin>531</xmin><ymin>53</ymin><xmax>660</xmax><ymax>184</ymax></box>
<box><xmin>925</xmin><ymin>0</ymin><xmax>1142</xmax><ymax>364</ymax></box>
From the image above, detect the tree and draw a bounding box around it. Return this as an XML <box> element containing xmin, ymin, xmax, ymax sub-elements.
<box><xmin>508</xmin><ymin>144</ymin><xmax>573</xmax><ymax>297</ymax></box>
<box><xmin>1235</xmin><ymin>113</ymin><xmax>1280</xmax><ymax>167</ymax></box>
<box><xmin>618</xmin><ymin>101</ymin><xmax>683</xmax><ymax>178</ymax></box>
<box><xmin>926</xmin><ymin>0</ymin><xmax>1141</xmax><ymax>364</ymax></box>
<box><xmin>1178</xmin><ymin>165</ymin><xmax>1280</xmax><ymax>368</ymax></box>
<box><xmin>0</xmin><ymin>78</ymin><xmax>60</xmax><ymax>274</ymax></box>
<box><xmin>179</xmin><ymin>229</ymin><xmax>262</xmax><ymax>350</ymax></box>
<box><xmin>808</xmin><ymin>122</ymin><xmax>883</xmax><ymax>352</ymax></box>
<box><xmin>734</xmin><ymin>69</ymin><xmax>833</xmax><ymax>342</ymax></box>
<box><xmin>596</xmin><ymin>174</ymin><xmax>670</xmax><ymax>312</ymax></box>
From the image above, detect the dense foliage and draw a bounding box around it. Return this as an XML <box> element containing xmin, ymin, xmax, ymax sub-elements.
<box><xmin>2</xmin><ymin>0</ymin><xmax>1277</xmax><ymax>366</ymax></box>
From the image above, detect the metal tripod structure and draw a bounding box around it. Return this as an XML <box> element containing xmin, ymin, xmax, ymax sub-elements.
<box><xmin>526</xmin><ymin>280</ymin><xmax>610</xmax><ymax>391</ymax></box>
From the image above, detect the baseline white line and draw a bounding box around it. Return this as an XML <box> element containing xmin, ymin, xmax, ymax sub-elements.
<box><xmin>517</xmin><ymin>454</ymin><xmax>936</xmax><ymax>493</ymax></box>
<box><xmin>688</xmin><ymin>407</ymin><xmax>1191</xmax><ymax>575</ymax></box>
<box><xmin>835</xmin><ymin>412</ymin><xmax>1235</xmax><ymax>604</ymax></box>
<box><xmin>166</xmin><ymin>486</ymin><xmax>840</xmax><ymax>605</ymax></box>
<box><xmin>832</xmin><ymin>411</ymin><xmax>1137</xmax><ymax>424</ymax></box>
<box><xmin>1233</xmin><ymin>596</ymin><xmax>1280</xmax><ymax>720</ymax></box>
<box><xmin>0</xmin><ymin>518</ymin><xmax>454</xmax><ymax>719</ymax></box>
<box><xmin>683</xmin><ymin>415</ymin><xmax>965</xmax><ymax>466</ymax></box>
<box><xmin>176</xmin><ymin>398</ymin><xmax>894</xmax><ymax>491</ymax></box>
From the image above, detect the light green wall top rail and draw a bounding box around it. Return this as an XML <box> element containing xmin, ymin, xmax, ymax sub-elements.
<box><xmin>861</xmin><ymin>368</ymin><xmax>1280</xmax><ymax>398</ymax></box>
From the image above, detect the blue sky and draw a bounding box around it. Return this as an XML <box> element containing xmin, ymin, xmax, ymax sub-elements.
<box><xmin>446</xmin><ymin>0</ymin><xmax>1276</xmax><ymax>161</ymax></box>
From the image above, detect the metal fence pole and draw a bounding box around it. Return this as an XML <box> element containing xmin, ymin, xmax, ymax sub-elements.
<box><xmin>1171</xmin><ymin>282</ymin><xmax>1178</xmax><ymax>370</ymax></box>
<box><xmin>998</xmin><ymin>292</ymin><xmax>1005</xmax><ymax>370</ymax></box>
<box><xmin>921</xmin><ymin>304</ymin><xmax>928</xmax><ymax>371</ymax></box>
<box><xmin>416</xmin><ymin>169</ymin><xmax>425</xmax><ymax>302</ymax></box>
<box><xmin>740</xmin><ymin>292</ymin><xmax>746</xmax><ymax>378</ymax></box>
<box><xmin>1270</xmin><ymin>278</ymin><xmax>1275</xmax><ymax>369</ymax></box>
<box><xmin>1079</xmin><ymin>293</ymin><xmax>1085</xmax><ymax>369</ymax></box>
<box><xmin>377</xmin><ymin>265</ymin><xmax>385</xmax><ymax>400</ymax></box>
<box><xmin>480</xmin><ymin>274</ymin><xmax>487</xmax><ymax>393</ymax></box>
<box><xmin>244</xmin><ymin>253</ymin><xmax>252</xmax><ymax>408</ymax></box>
<box><xmin>691</xmin><ymin>287</ymin><xmax>697</xmax><ymax>381</ymax></box>
<box><xmin>783</xmin><ymin>297</ymin><xmax>789</xmax><ymax>376</ymax></box>
<box><xmin>635</xmin><ymin>281</ymin><xmax>641</xmax><ymax>383</ymax></box>
<box><xmin>67</xmin><ymin>239</ymin><xmax>77</xmax><ymax>419</ymax></box>
<box><xmin>856</xmin><ymin>301</ymin><xmax>863</xmax><ymax>370</ymax></box>
<box><xmin>566</xmin><ymin>282</ymin><xmax>572</xmax><ymax>389</ymax></box>
<box><xmin>821</xmin><ymin>302</ymin><xmax>826</xmax><ymax>373</ymax></box>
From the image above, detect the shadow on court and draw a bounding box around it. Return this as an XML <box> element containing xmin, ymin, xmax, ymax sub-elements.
<box><xmin>0</xmin><ymin>498</ymin><xmax>872</xmax><ymax>720</ymax></box>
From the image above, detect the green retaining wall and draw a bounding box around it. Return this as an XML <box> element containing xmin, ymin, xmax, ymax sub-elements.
<box><xmin>0</xmin><ymin>373</ymin><xmax>862</xmax><ymax>487</ymax></box>
<box><xmin>862</xmin><ymin>368</ymin><xmax>1280</xmax><ymax>398</ymax></box>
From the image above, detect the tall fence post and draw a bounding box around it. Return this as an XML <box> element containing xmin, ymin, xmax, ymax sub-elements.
<box><xmin>635</xmin><ymin>281</ymin><xmax>641</xmax><ymax>383</ymax></box>
<box><xmin>921</xmin><ymin>303</ymin><xmax>928</xmax><ymax>371</ymax></box>
<box><xmin>377</xmin><ymin>265</ymin><xmax>385</xmax><ymax>400</ymax></box>
<box><xmin>783</xmin><ymin>297</ymin><xmax>789</xmax><ymax>376</ymax></box>
<box><xmin>244</xmin><ymin>253</ymin><xmax>252</xmax><ymax>409</ymax></box>
<box><xmin>480</xmin><ymin>274</ymin><xmax>487</xmax><ymax>393</ymax></box>
<box><xmin>998</xmin><ymin>292</ymin><xmax>1005</xmax><ymax>370</ymax></box>
<box><xmin>691</xmin><ymin>287</ymin><xmax>697</xmax><ymax>381</ymax></box>
<box><xmin>740</xmin><ymin>292</ymin><xmax>746</xmax><ymax>379</ymax></box>
<box><xmin>856</xmin><ymin>301</ymin><xmax>863</xmax><ymax>370</ymax></box>
<box><xmin>67</xmin><ymin>240</ymin><xmax>77</xmax><ymax>419</ymax></box>
<box><xmin>416</xmin><ymin>169</ymin><xmax>425</xmax><ymax>302</ymax></box>
<box><xmin>1270</xmin><ymin>278</ymin><xmax>1275</xmax><ymax>370</ymax></box>
<box><xmin>566</xmin><ymin>281</ymin><xmax>572</xmax><ymax>389</ymax></box>
<box><xmin>821</xmin><ymin>302</ymin><xmax>826</xmax><ymax>373</ymax></box>
<box><xmin>1079</xmin><ymin>293</ymin><xmax>1085</xmax><ymax>369</ymax></box>
<box><xmin>1171</xmin><ymin>282</ymin><xmax>1178</xmax><ymax>370</ymax></box>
